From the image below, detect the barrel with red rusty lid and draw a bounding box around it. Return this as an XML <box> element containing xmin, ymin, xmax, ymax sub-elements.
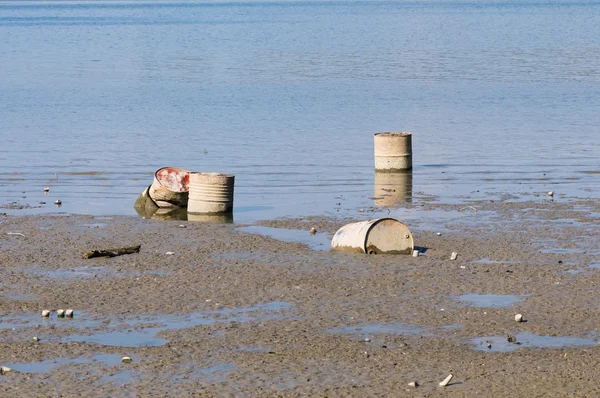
<box><xmin>331</xmin><ymin>218</ymin><xmax>414</xmax><ymax>254</ymax></box>
<box><xmin>148</xmin><ymin>167</ymin><xmax>190</xmax><ymax>208</ymax></box>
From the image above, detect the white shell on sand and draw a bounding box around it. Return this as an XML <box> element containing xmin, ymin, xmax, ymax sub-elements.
<box><xmin>41</xmin><ymin>310</ymin><xmax>51</xmax><ymax>317</ymax></box>
<box><xmin>439</xmin><ymin>374</ymin><xmax>453</xmax><ymax>387</ymax></box>
<box><xmin>450</xmin><ymin>252</ymin><xmax>458</xmax><ymax>260</ymax></box>
<box><xmin>515</xmin><ymin>313</ymin><xmax>524</xmax><ymax>322</ymax></box>
<box><xmin>121</xmin><ymin>356</ymin><xmax>132</xmax><ymax>363</ymax></box>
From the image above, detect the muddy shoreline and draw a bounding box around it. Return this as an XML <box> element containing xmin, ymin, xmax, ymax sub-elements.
<box><xmin>1</xmin><ymin>198</ymin><xmax>600</xmax><ymax>397</ymax></box>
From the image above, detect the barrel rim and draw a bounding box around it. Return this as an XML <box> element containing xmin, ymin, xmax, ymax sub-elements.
<box><xmin>374</xmin><ymin>132</ymin><xmax>412</xmax><ymax>137</ymax></box>
<box><xmin>190</xmin><ymin>172</ymin><xmax>235</xmax><ymax>178</ymax></box>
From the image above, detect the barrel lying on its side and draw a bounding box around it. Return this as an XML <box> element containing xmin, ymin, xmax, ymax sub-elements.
<box><xmin>331</xmin><ymin>218</ymin><xmax>414</xmax><ymax>255</ymax></box>
<box><xmin>149</xmin><ymin>167</ymin><xmax>190</xmax><ymax>208</ymax></box>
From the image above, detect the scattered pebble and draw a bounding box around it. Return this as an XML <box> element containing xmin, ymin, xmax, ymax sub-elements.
<box><xmin>65</xmin><ymin>309</ymin><xmax>74</xmax><ymax>318</ymax></box>
<box><xmin>57</xmin><ymin>309</ymin><xmax>65</xmax><ymax>318</ymax></box>
<box><xmin>436</xmin><ymin>232</ymin><xmax>442</xmax><ymax>236</ymax></box>
<box><xmin>41</xmin><ymin>310</ymin><xmax>50</xmax><ymax>317</ymax></box>
<box><xmin>450</xmin><ymin>252</ymin><xmax>458</xmax><ymax>260</ymax></box>
<box><xmin>515</xmin><ymin>313</ymin><xmax>524</xmax><ymax>322</ymax></box>
<box><xmin>121</xmin><ymin>356</ymin><xmax>132</xmax><ymax>363</ymax></box>
<box><xmin>364</xmin><ymin>338</ymin><xmax>371</xmax><ymax>342</ymax></box>
<box><xmin>0</xmin><ymin>366</ymin><xmax>11</xmax><ymax>375</ymax></box>
<box><xmin>32</xmin><ymin>336</ymin><xmax>40</xmax><ymax>342</ymax></box>
<box><xmin>165</xmin><ymin>252</ymin><xmax>175</xmax><ymax>255</ymax></box>
<box><xmin>178</xmin><ymin>224</ymin><xmax>186</xmax><ymax>228</ymax></box>
<box><xmin>309</xmin><ymin>227</ymin><xmax>317</xmax><ymax>235</ymax></box>
<box><xmin>407</xmin><ymin>381</ymin><xmax>419</xmax><ymax>388</ymax></box>
<box><xmin>439</xmin><ymin>374</ymin><xmax>453</xmax><ymax>387</ymax></box>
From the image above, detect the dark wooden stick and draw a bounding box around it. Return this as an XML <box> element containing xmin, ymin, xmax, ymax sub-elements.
<box><xmin>83</xmin><ymin>244</ymin><xmax>141</xmax><ymax>259</ymax></box>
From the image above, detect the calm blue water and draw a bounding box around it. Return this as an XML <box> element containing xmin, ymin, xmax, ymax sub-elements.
<box><xmin>1</xmin><ymin>0</ymin><xmax>599</xmax><ymax>222</ymax></box>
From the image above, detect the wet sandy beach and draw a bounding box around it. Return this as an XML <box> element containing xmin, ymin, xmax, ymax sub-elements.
<box><xmin>1</xmin><ymin>198</ymin><xmax>600</xmax><ymax>397</ymax></box>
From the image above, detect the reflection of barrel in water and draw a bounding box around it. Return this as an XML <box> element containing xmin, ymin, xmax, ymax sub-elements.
<box><xmin>374</xmin><ymin>171</ymin><xmax>413</xmax><ymax>206</ymax></box>
<box><xmin>187</xmin><ymin>213</ymin><xmax>234</xmax><ymax>224</ymax></box>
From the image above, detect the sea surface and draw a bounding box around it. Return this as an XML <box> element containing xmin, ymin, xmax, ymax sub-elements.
<box><xmin>1</xmin><ymin>0</ymin><xmax>599</xmax><ymax>223</ymax></box>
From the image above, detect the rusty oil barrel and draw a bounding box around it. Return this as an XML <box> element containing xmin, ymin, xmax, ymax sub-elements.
<box><xmin>331</xmin><ymin>218</ymin><xmax>414</xmax><ymax>255</ymax></box>
<box><xmin>148</xmin><ymin>167</ymin><xmax>190</xmax><ymax>208</ymax></box>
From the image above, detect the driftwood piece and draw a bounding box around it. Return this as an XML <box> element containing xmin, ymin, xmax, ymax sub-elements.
<box><xmin>83</xmin><ymin>244</ymin><xmax>141</xmax><ymax>259</ymax></box>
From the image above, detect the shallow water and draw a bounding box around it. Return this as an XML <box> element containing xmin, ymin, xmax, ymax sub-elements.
<box><xmin>452</xmin><ymin>293</ymin><xmax>528</xmax><ymax>308</ymax></box>
<box><xmin>472</xmin><ymin>332</ymin><xmax>598</xmax><ymax>352</ymax></box>
<box><xmin>6</xmin><ymin>354</ymin><xmax>123</xmax><ymax>373</ymax></box>
<box><xmin>0</xmin><ymin>0</ymin><xmax>599</xmax><ymax>223</ymax></box>
<box><xmin>0</xmin><ymin>301</ymin><xmax>293</xmax><ymax>346</ymax></box>
<box><xmin>237</xmin><ymin>226</ymin><xmax>331</xmax><ymax>251</ymax></box>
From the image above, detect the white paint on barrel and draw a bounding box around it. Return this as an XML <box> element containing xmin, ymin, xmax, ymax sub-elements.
<box><xmin>374</xmin><ymin>132</ymin><xmax>413</xmax><ymax>172</ymax></box>
<box><xmin>148</xmin><ymin>167</ymin><xmax>190</xmax><ymax>208</ymax></box>
<box><xmin>188</xmin><ymin>172</ymin><xmax>235</xmax><ymax>214</ymax></box>
<box><xmin>331</xmin><ymin>218</ymin><xmax>414</xmax><ymax>254</ymax></box>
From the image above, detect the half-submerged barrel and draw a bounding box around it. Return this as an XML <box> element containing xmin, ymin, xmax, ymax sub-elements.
<box><xmin>148</xmin><ymin>167</ymin><xmax>190</xmax><ymax>208</ymax></box>
<box><xmin>188</xmin><ymin>172</ymin><xmax>235</xmax><ymax>214</ymax></box>
<box><xmin>374</xmin><ymin>132</ymin><xmax>412</xmax><ymax>172</ymax></box>
<box><xmin>331</xmin><ymin>218</ymin><xmax>414</xmax><ymax>255</ymax></box>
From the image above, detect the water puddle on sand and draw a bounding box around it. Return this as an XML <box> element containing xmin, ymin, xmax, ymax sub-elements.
<box><xmin>64</xmin><ymin>301</ymin><xmax>292</xmax><ymax>347</ymax></box>
<box><xmin>328</xmin><ymin>322</ymin><xmax>426</xmax><ymax>337</ymax></box>
<box><xmin>0</xmin><ymin>302</ymin><xmax>292</xmax><ymax>347</ymax></box>
<box><xmin>472</xmin><ymin>332</ymin><xmax>598</xmax><ymax>352</ymax></box>
<box><xmin>237</xmin><ymin>226</ymin><xmax>331</xmax><ymax>251</ymax></box>
<box><xmin>472</xmin><ymin>258</ymin><xmax>517</xmax><ymax>265</ymax></box>
<box><xmin>101</xmin><ymin>369</ymin><xmax>139</xmax><ymax>386</ymax></box>
<box><xmin>6</xmin><ymin>354</ymin><xmax>123</xmax><ymax>373</ymax></box>
<box><xmin>25</xmin><ymin>266</ymin><xmax>169</xmax><ymax>279</ymax></box>
<box><xmin>452</xmin><ymin>293</ymin><xmax>528</xmax><ymax>308</ymax></box>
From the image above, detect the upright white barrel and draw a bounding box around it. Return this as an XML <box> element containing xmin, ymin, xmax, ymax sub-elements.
<box><xmin>331</xmin><ymin>218</ymin><xmax>414</xmax><ymax>255</ymax></box>
<box><xmin>374</xmin><ymin>132</ymin><xmax>412</xmax><ymax>172</ymax></box>
<box><xmin>188</xmin><ymin>172</ymin><xmax>235</xmax><ymax>214</ymax></box>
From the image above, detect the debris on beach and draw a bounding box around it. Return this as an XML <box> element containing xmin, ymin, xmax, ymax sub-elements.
<box><xmin>331</xmin><ymin>218</ymin><xmax>414</xmax><ymax>255</ymax></box>
<box><xmin>515</xmin><ymin>313</ymin><xmax>524</xmax><ymax>322</ymax></box>
<box><xmin>309</xmin><ymin>227</ymin><xmax>317</xmax><ymax>235</ymax></box>
<box><xmin>412</xmin><ymin>249</ymin><xmax>419</xmax><ymax>257</ymax></box>
<box><xmin>41</xmin><ymin>310</ymin><xmax>50</xmax><ymax>317</ymax></box>
<box><xmin>121</xmin><ymin>356</ymin><xmax>132</xmax><ymax>363</ymax></box>
<box><xmin>57</xmin><ymin>309</ymin><xmax>65</xmax><ymax>318</ymax></box>
<box><xmin>439</xmin><ymin>374</ymin><xmax>453</xmax><ymax>387</ymax></box>
<box><xmin>43</xmin><ymin>187</ymin><xmax>50</xmax><ymax>192</ymax></box>
<box><xmin>32</xmin><ymin>336</ymin><xmax>40</xmax><ymax>342</ymax></box>
<box><xmin>1</xmin><ymin>366</ymin><xmax>11</xmax><ymax>375</ymax></box>
<box><xmin>450</xmin><ymin>252</ymin><xmax>458</xmax><ymax>260</ymax></box>
<box><xmin>407</xmin><ymin>381</ymin><xmax>419</xmax><ymax>388</ymax></box>
<box><xmin>54</xmin><ymin>200</ymin><xmax>62</xmax><ymax>206</ymax></box>
<box><xmin>65</xmin><ymin>309</ymin><xmax>74</xmax><ymax>318</ymax></box>
<box><xmin>83</xmin><ymin>244</ymin><xmax>141</xmax><ymax>259</ymax></box>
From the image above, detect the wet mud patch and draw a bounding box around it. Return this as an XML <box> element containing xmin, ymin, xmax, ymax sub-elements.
<box><xmin>472</xmin><ymin>332</ymin><xmax>599</xmax><ymax>352</ymax></box>
<box><xmin>237</xmin><ymin>226</ymin><xmax>331</xmax><ymax>251</ymax></box>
